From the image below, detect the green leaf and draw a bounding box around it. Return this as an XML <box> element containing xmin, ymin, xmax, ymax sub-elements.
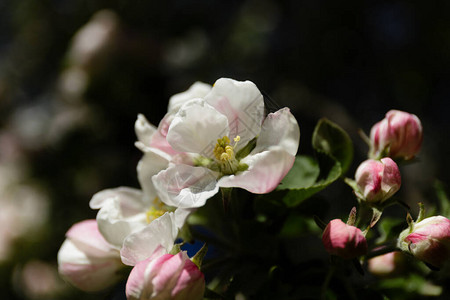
<box><xmin>277</xmin><ymin>155</ymin><xmax>319</xmax><ymax>189</ymax></box>
<box><xmin>279</xmin><ymin>153</ymin><xmax>341</xmax><ymax>207</ymax></box>
<box><xmin>276</xmin><ymin>119</ymin><xmax>352</xmax><ymax>207</ymax></box>
<box><xmin>312</xmin><ymin>118</ymin><xmax>353</xmax><ymax>175</ymax></box>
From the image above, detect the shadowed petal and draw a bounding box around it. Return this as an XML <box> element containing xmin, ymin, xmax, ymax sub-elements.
<box><xmin>253</xmin><ymin>107</ymin><xmax>300</xmax><ymax>156</ymax></box>
<box><xmin>153</xmin><ymin>165</ymin><xmax>219</xmax><ymax>208</ymax></box>
<box><xmin>120</xmin><ymin>213</ymin><xmax>178</xmax><ymax>266</ymax></box>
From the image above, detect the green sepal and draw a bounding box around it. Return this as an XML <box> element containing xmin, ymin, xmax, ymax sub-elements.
<box><xmin>416</xmin><ymin>202</ymin><xmax>426</xmax><ymax>223</ymax></box>
<box><xmin>169</xmin><ymin>243</ymin><xmax>183</xmax><ymax>255</ymax></box>
<box><xmin>347</xmin><ymin>207</ymin><xmax>357</xmax><ymax>226</ymax></box>
<box><xmin>370</xmin><ymin>207</ymin><xmax>383</xmax><ymax>228</ymax></box>
<box><xmin>191</xmin><ymin>243</ymin><xmax>208</xmax><ymax>269</ymax></box>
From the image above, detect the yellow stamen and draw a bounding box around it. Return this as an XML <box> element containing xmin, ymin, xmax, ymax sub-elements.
<box><xmin>145</xmin><ymin>198</ymin><xmax>166</xmax><ymax>224</ymax></box>
<box><xmin>146</xmin><ymin>206</ymin><xmax>165</xmax><ymax>224</ymax></box>
<box><xmin>211</xmin><ymin>135</ymin><xmax>243</xmax><ymax>175</ymax></box>
<box><xmin>213</xmin><ymin>135</ymin><xmax>240</xmax><ymax>162</ymax></box>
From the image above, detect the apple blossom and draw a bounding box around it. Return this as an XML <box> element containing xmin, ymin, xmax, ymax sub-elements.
<box><xmin>126</xmin><ymin>251</ymin><xmax>205</xmax><ymax>300</ymax></box>
<box><xmin>153</xmin><ymin>78</ymin><xmax>300</xmax><ymax>209</ymax></box>
<box><xmin>57</xmin><ymin>219</ymin><xmax>124</xmax><ymax>292</ymax></box>
<box><xmin>354</xmin><ymin>157</ymin><xmax>401</xmax><ymax>204</ymax></box>
<box><xmin>88</xmin><ymin>104</ymin><xmax>199</xmax><ymax>266</ymax></box>
<box><xmin>370</xmin><ymin>110</ymin><xmax>423</xmax><ymax>160</ymax></box>
<box><xmin>322</xmin><ymin>219</ymin><xmax>368</xmax><ymax>259</ymax></box>
<box><xmin>398</xmin><ymin>216</ymin><xmax>450</xmax><ymax>268</ymax></box>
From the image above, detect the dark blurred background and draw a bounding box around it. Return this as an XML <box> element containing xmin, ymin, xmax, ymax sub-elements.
<box><xmin>1</xmin><ymin>0</ymin><xmax>450</xmax><ymax>299</ymax></box>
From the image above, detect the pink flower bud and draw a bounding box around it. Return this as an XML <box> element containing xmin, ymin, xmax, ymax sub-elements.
<box><xmin>368</xmin><ymin>251</ymin><xmax>405</xmax><ymax>277</ymax></box>
<box><xmin>322</xmin><ymin>219</ymin><xmax>368</xmax><ymax>259</ymax></box>
<box><xmin>398</xmin><ymin>216</ymin><xmax>450</xmax><ymax>268</ymax></box>
<box><xmin>126</xmin><ymin>251</ymin><xmax>205</xmax><ymax>300</ymax></box>
<box><xmin>57</xmin><ymin>219</ymin><xmax>123</xmax><ymax>292</ymax></box>
<box><xmin>355</xmin><ymin>158</ymin><xmax>401</xmax><ymax>204</ymax></box>
<box><xmin>370</xmin><ymin>110</ymin><xmax>423</xmax><ymax>160</ymax></box>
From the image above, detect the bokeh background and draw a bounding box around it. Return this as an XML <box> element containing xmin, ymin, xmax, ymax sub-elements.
<box><xmin>1</xmin><ymin>0</ymin><xmax>450</xmax><ymax>299</ymax></box>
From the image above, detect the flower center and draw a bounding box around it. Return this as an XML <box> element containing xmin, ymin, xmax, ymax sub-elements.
<box><xmin>145</xmin><ymin>198</ymin><xmax>166</xmax><ymax>224</ymax></box>
<box><xmin>213</xmin><ymin>136</ymin><xmax>240</xmax><ymax>161</ymax></box>
<box><xmin>213</xmin><ymin>136</ymin><xmax>241</xmax><ymax>175</ymax></box>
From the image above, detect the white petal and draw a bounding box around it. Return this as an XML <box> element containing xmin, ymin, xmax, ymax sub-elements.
<box><xmin>253</xmin><ymin>107</ymin><xmax>300</xmax><ymax>156</ymax></box>
<box><xmin>174</xmin><ymin>207</ymin><xmax>195</xmax><ymax>229</ymax></box>
<box><xmin>218</xmin><ymin>148</ymin><xmax>295</xmax><ymax>193</ymax></box>
<box><xmin>135</xmin><ymin>114</ymin><xmax>157</xmax><ymax>147</ymax></box>
<box><xmin>96</xmin><ymin>199</ymin><xmax>147</xmax><ymax>248</ymax></box>
<box><xmin>137</xmin><ymin>150</ymin><xmax>170</xmax><ymax>204</ymax></box>
<box><xmin>120</xmin><ymin>212</ymin><xmax>177</xmax><ymax>266</ymax></box>
<box><xmin>89</xmin><ymin>187</ymin><xmax>143</xmax><ymax>210</ymax></box>
<box><xmin>89</xmin><ymin>188</ymin><xmax>147</xmax><ymax>248</ymax></box>
<box><xmin>58</xmin><ymin>239</ymin><xmax>91</xmax><ymax>266</ymax></box>
<box><xmin>168</xmin><ymin>81</ymin><xmax>212</xmax><ymax>112</ymax></box>
<box><xmin>167</xmin><ymin>99</ymin><xmax>229</xmax><ymax>156</ymax></box>
<box><xmin>152</xmin><ymin>165</ymin><xmax>219</xmax><ymax>208</ymax></box>
<box><xmin>204</xmin><ymin>78</ymin><xmax>264</xmax><ymax>147</ymax></box>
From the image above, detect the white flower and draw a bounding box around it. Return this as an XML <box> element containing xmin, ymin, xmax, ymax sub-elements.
<box><xmin>152</xmin><ymin>78</ymin><xmax>300</xmax><ymax>209</ymax></box>
<box><xmin>89</xmin><ymin>109</ymin><xmax>193</xmax><ymax>266</ymax></box>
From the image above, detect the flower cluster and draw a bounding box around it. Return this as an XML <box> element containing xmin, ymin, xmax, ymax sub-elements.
<box><xmin>57</xmin><ymin>78</ymin><xmax>300</xmax><ymax>299</ymax></box>
<box><xmin>58</xmin><ymin>77</ymin><xmax>450</xmax><ymax>298</ymax></box>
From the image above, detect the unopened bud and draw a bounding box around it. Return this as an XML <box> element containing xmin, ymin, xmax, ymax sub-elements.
<box><xmin>355</xmin><ymin>157</ymin><xmax>401</xmax><ymax>204</ymax></box>
<box><xmin>126</xmin><ymin>251</ymin><xmax>205</xmax><ymax>300</ymax></box>
<box><xmin>370</xmin><ymin>110</ymin><xmax>423</xmax><ymax>160</ymax></box>
<box><xmin>398</xmin><ymin>216</ymin><xmax>450</xmax><ymax>269</ymax></box>
<box><xmin>322</xmin><ymin>219</ymin><xmax>368</xmax><ymax>259</ymax></box>
<box><xmin>57</xmin><ymin>220</ymin><xmax>123</xmax><ymax>292</ymax></box>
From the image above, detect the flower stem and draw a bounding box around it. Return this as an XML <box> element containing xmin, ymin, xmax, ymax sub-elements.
<box><xmin>221</xmin><ymin>187</ymin><xmax>233</xmax><ymax>212</ymax></box>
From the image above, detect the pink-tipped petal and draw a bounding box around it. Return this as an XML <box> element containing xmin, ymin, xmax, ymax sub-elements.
<box><xmin>66</xmin><ymin>219</ymin><xmax>116</xmax><ymax>257</ymax></box>
<box><xmin>126</xmin><ymin>257</ymin><xmax>153</xmax><ymax>300</ymax></box>
<box><xmin>253</xmin><ymin>107</ymin><xmax>300</xmax><ymax>156</ymax></box>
